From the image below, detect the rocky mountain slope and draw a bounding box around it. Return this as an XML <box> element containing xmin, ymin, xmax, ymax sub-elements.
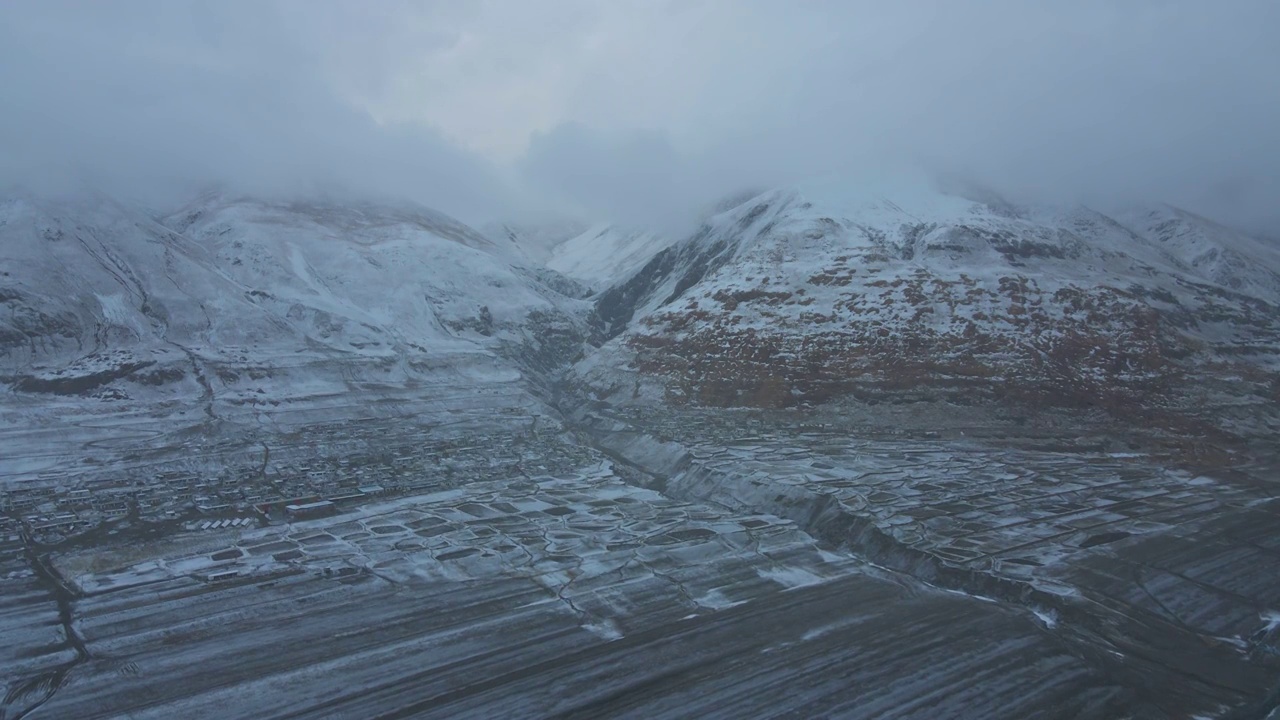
<box><xmin>572</xmin><ymin>178</ymin><xmax>1280</xmax><ymax>447</ymax></box>
<box><xmin>0</xmin><ymin>190</ymin><xmax>591</xmax><ymax>422</ymax></box>
<box><xmin>5</xmin><ymin>178</ymin><xmax>1278</xmax><ymax>455</ymax></box>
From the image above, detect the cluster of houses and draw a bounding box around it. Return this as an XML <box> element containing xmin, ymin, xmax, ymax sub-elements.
<box><xmin>2</xmin><ymin>481</ymin><xmax>134</xmax><ymax>542</ymax></box>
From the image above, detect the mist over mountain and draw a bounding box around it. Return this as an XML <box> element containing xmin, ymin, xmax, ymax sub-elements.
<box><xmin>4</xmin><ymin>1</ymin><xmax>1280</xmax><ymax>234</ymax></box>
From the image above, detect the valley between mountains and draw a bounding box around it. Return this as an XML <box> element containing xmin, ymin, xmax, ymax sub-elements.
<box><xmin>2</xmin><ymin>178</ymin><xmax>1279</xmax><ymax>719</ymax></box>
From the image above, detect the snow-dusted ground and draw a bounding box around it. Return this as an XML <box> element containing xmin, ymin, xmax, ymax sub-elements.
<box><xmin>5</xmin><ymin>429</ymin><xmax>1276</xmax><ymax>719</ymax></box>
<box><xmin>577</xmin><ymin>406</ymin><xmax>1280</xmax><ymax>720</ymax></box>
<box><xmin>0</xmin><ymin>462</ymin><xmax>1147</xmax><ymax>719</ymax></box>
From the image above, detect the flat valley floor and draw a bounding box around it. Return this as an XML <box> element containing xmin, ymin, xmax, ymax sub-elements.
<box><xmin>3</xmin><ymin>406</ymin><xmax>1280</xmax><ymax>719</ymax></box>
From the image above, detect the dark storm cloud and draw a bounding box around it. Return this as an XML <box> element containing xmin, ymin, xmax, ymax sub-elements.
<box><xmin>519</xmin><ymin>1</ymin><xmax>1280</xmax><ymax>233</ymax></box>
<box><xmin>0</xmin><ymin>1</ymin><xmax>518</xmax><ymax>222</ymax></box>
<box><xmin>2</xmin><ymin>1</ymin><xmax>1277</xmax><ymax>233</ymax></box>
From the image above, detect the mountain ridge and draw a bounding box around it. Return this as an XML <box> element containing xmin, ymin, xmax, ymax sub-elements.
<box><xmin>3</xmin><ymin>179</ymin><xmax>1278</xmax><ymax>449</ymax></box>
<box><xmin>568</xmin><ymin>180</ymin><xmax>1280</xmax><ymax>450</ymax></box>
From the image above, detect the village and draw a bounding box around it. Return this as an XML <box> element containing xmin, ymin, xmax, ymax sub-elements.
<box><xmin>0</xmin><ymin>416</ymin><xmax>598</xmax><ymax>551</ymax></box>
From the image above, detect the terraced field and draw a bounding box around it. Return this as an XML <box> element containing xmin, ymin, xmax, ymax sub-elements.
<box><xmin>3</xmin><ymin>463</ymin><xmax>1152</xmax><ymax>720</ymax></box>
<box><xmin>4</xmin><ymin>422</ymin><xmax>1277</xmax><ymax>719</ymax></box>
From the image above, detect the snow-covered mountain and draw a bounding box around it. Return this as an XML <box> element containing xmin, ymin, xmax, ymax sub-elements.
<box><xmin>4</xmin><ymin>178</ymin><xmax>1278</xmax><ymax>442</ymax></box>
<box><xmin>545</xmin><ymin>224</ymin><xmax>675</xmax><ymax>291</ymax></box>
<box><xmin>481</xmin><ymin>219</ymin><xmax>589</xmax><ymax>266</ymax></box>
<box><xmin>486</xmin><ymin>220</ymin><xmax>675</xmax><ymax>291</ymax></box>
<box><xmin>0</xmin><ymin>190</ymin><xmax>591</xmax><ymax>419</ymax></box>
<box><xmin>572</xmin><ymin>177</ymin><xmax>1280</xmax><ymax>438</ymax></box>
<box><xmin>1111</xmin><ymin>204</ymin><xmax>1280</xmax><ymax>304</ymax></box>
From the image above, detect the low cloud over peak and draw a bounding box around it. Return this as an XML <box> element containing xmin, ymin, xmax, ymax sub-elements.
<box><xmin>3</xmin><ymin>1</ymin><xmax>1277</xmax><ymax>235</ymax></box>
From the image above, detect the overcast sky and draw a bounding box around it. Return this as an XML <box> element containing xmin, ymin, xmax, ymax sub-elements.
<box><xmin>1</xmin><ymin>0</ymin><xmax>1277</xmax><ymax>233</ymax></box>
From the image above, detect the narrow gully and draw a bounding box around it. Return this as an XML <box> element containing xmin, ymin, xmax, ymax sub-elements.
<box><xmin>8</xmin><ymin>535</ymin><xmax>90</xmax><ymax>720</ymax></box>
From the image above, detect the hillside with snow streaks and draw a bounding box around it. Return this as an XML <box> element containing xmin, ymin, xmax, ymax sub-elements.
<box><xmin>164</xmin><ymin>194</ymin><xmax>587</xmax><ymax>356</ymax></box>
<box><xmin>546</xmin><ymin>224</ymin><xmax>676</xmax><ymax>290</ymax></box>
<box><xmin>482</xmin><ymin>219</ymin><xmax>590</xmax><ymax>266</ymax></box>
<box><xmin>573</xmin><ymin>178</ymin><xmax>1280</xmax><ymax>442</ymax></box>
<box><xmin>0</xmin><ymin>191</ymin><xmax>590</xmax><ymax>422</ymax></box>
<box><xmin>4</xmin><ymin>180</ymin><xmax>1278</xmax><ymax>442</ymax></box>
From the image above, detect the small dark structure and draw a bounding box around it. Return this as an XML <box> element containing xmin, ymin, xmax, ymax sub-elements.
<box><xmin>284</xmin><ymin>500</ymin><xmax>337</xmax><ymax>520</ymax></box>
